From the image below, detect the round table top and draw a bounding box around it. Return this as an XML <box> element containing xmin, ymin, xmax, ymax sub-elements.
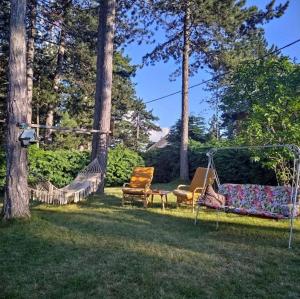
<box><xmin>146</xmin><ymin>189</ymin><xmax>171</xmax><ymax>195</ymax></box>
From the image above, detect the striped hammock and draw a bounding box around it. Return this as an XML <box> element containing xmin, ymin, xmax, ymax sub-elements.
<box><xmin>29</xmin><ymin>158</ymin><xmax>104</xmax><ymax>205</ymax></box>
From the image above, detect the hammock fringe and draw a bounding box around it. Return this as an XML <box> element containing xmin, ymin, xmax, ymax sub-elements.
<box><xmin>29</xmin><ymin>158</ymin><xmax>103</xmax><ymax>205</ymax></box>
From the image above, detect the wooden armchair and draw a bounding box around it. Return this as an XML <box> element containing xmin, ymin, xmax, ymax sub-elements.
<box><xmin>122</xmin><ymin>167</ymin><xmax>154</xmax><ymax>207</ymax></box>
<box><xmin>173</xmin><ymin>167</ymin><xmax>215</xmax><ymax>212</ymax></box>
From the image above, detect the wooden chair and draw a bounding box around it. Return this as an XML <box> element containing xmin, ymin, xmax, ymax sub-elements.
<box><xmin>122</xmin><ymin>167</ymin><xmax>154</xmax><ymax>207</ymax></box>
<box><xmin>173</xmin><ymin>167</ymin><xmax>215</xmax><ymax>212</ymax></box>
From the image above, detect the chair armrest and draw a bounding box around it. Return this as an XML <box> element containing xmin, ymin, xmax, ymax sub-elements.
<box><xmin>177</xmin><ymin>184</ymin><xmax>190</xmax><ymax>190</ymax></box>
<box><xmin>193</xmin><ymin>187</ymin><xmax>204</xmax><ymax>194</ymax></box>
<box><xmin>123</xmin><ymin>183</ymin><xmax>130</xmax><ymax>188</ymax></box>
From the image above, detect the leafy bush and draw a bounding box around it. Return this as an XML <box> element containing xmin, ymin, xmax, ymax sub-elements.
<box><xmin>0</xmin><ymin>145</ymin><xmax>144</xmax><ymax>192</ymax></box>
<box><xmin>143</xmin><ymin>145</ymin><xmax>180</xmax><ymax>183</ymax></box>
<box><xmin>28</xmin><ymin>146</ymin><xmax>90</xmax><ymax>188</ymax></box>
<box><xmin>144</xmin><ymin>140</ymin><xmax>277</xmax><ymax>185</ymax></box>
<box><xmin>106</xmin><ymin>145</ymin><xmax>144</xmax><ymax>186</ymax></box>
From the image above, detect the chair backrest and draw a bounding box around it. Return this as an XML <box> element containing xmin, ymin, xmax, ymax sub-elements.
<box><xmin>129</xmin><ymin>167</ymin><xmax>154</xmax><ymax>188</ymax></box>
<box><xmin>189</xmin><ymin>167</ymin><xmax>215</xmax><ymax>192</ymax></box>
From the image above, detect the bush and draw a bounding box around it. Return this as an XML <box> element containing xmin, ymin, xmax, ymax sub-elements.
<box><xmin>189</xmin><ymin>141</ymin><xmax>276</xmax><ymax>185</ymax></box>
<box><xmin>143</xmin><ymin>145</ymin><xmax>180</xmax><ymax>183</ymax></box>
<box><xmin>0</xmin><ymin>145</ymin><xmax>144</xmax><ymax>192</ymax></box>
<box><xmin>106</xmin><ymin>145</ymin><xmax>144</xmax><ymax>186</ymax></box>
<box><xmin>144</xmin><ymin>140</ymin><xmax>277</xmax><ymax>185</ymax></box>
<box><xmin>28</xmin><ymin>146</ymin><xmax>90</xmax><ymax>188</ymax></box>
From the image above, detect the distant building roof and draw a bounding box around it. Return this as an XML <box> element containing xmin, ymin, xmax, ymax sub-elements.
<box><xmin>147</xmin><ymin>134</ymin><xmax>169</xmax><ymax>151</ymax></box>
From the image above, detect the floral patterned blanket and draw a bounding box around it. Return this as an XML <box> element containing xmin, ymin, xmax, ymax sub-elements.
<box><xmin>218</xmin><ymin>183</ymin><xmax>299</xmax><ymax>219</ymax></box>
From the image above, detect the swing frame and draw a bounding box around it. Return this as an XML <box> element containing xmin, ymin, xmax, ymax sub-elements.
<box><xmin>194</xmin><ymin>144</ymin><xmax>300</xmax><ymax>249</ymax></box>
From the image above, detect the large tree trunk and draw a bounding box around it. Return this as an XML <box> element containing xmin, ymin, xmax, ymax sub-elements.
<box><xmin>26</xmin><ymin>0</ymin><xmax>37</xmax><ymax>124</ymax></box>
<box><xmin>180</xmin><ymin>3</ymin><xmax>190</xmax><ymax>181</ymax></box>
<box><xmin>45</xmin><ymin>0</ymin><xmax>70</xmax><ymax>141</ymax></box>
<box><xmin>2</xmin><ymin>0</ymin><xmax>30</xmax><ymax>220</ymax></box>
<box><xmin>92</xmin><ymin>0</ymin><xmax>116</xmax><ymax>193</ymax></box>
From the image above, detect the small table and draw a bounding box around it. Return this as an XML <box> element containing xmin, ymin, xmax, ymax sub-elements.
<box><xmin>146</xmin><ymin>189</ymin><xmax>170</xmax><ymax>210</ymax></box>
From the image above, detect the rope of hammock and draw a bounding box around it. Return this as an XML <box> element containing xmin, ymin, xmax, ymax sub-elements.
<box><xmin>29</xmin><ymin>157</ymin><xmax>105</xmax><ymax>205</ymax></box>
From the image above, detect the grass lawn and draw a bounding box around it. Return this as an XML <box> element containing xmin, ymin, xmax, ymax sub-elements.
<box><xmin>0</xmin><ymin>183</ymin><xmax>299</xmax><ymax>298</ymax></box>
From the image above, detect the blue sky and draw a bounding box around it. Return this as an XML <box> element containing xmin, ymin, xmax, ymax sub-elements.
<box><xmin>124</xmin><ymin>0</ymin><xmax>300</xmax><ymax>130</ymax></box>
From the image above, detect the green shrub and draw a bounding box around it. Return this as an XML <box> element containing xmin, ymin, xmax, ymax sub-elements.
<box><xmin>189</xmin><ymin>141</ymin><xmax>276</xmax><ymax>185</ymax></box>
<box><xmin>143</xmin><ymin>145</ymin><xmax>180</xmax><ymax>183</ymax></box>
<box><xmin>106</xmin><ymin>145</ymin><xmax>144</xmax><ymax>186</ymax></box>
<box><xmin>0</xmin><ymin>145</ymin><xmax>144</xmax><ymax>191</ymax></box>
<box><xmin>28</xmin><ymin>146</ymin><xmax>90</xmax><ymax>188</ymax></box>
<box><xmin>144</xmin><ymin>140</ymin><xmax>277</xmax><ymax>185</ymax></box>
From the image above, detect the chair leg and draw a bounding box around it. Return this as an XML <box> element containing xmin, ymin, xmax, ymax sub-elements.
<box><xmin>194</xmin><ymin>205</ymin><xmax>200</xmax><ymax>225</ymax></box>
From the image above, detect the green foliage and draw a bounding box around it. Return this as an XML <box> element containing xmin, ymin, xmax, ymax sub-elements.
<box><xmin>0</xmin><ymin>145</ymin><xmax>144</xmax><ymax>191</ymax></box>
<box><xmin>143</xmin><ymin>0</ymin><xmax>287</xmax><ymax>77</ymax></box>
<box><xmin>143</xmin><ymin>145</ymin><xmax>180</xmax><ymax>183</ymax></box>
<box><xmin>221</xmin><ymin>56</ymin><xmax>300</xmax><ymax>184</ymax></box>
<box><xmin>28</xmin><ymin>146</ymin><xmax>90</xmax><ymax>188</ymax></box>
<box><xmin>168</xmin><ymin>115</ymin><xmax>208</xmax><ymax>144</ymax></box>
<box><xmin>145</xmin><ymin>140</ymin><xmax>276</xmax><ymax>185</ymax></box>
<box><xmin>189</xmin><ymin>141</ymin><xmax>276</xmax><ymax>185</ymax></box>
<box><xmin>52</xmin><ymin>112</ymin><xmax>86</xmax><ymax>150</ymax></box>
<box><xmin>106</xmin><ymin>145</ymin><xmax>144</xmax><ymax>186</ymax></box>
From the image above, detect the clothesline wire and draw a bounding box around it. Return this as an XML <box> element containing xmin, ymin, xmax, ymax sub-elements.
<box><xmin>144</xmin><ymin>38</ymin><xmax>300</xmax><ymax>104</ymax></box>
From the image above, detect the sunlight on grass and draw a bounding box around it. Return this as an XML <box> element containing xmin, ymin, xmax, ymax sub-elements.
<box><xmin>0</xmin><ymin>185</ymin><xmax>299</xmax><ymax>298</ymax></box>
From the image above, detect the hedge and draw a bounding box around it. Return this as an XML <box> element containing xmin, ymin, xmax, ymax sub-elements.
<box><xmin>0</xmin><ymin>145</ymin><xmax>144</xmax><ymax>192</ymax></box>
<box><xmin>144</xmin><ymin>140</ymin><xmax>277</xmax><ymax>185</ymax></box>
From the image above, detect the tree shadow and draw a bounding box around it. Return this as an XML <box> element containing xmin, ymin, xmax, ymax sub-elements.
<box><xmin>32</xmin><ymin>193</ymin><xmax>300</xmax><ymax>252</ymax></box>
<box><xmin>1</xmin><ymin>193</ymin><xmax>300</xmax><ymax>298</ymax></box>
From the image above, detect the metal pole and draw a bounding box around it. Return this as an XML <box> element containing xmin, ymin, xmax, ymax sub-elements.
<box><xmin>194</xmin><ymin>154</ymin><xmax>212</xmax><ymax>225</ymax></box>
<box><xmin>288</xmin><ymin>159</ymin><xmax>300</xmax><ymax>249</ymax></box>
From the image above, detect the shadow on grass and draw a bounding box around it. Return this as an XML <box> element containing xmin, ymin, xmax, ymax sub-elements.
<box><xmin>32</xmin><ymin>193</ymin><xmax>299</xmax><ymax>251</ymax></box>
<box><xmin>1</xmin><ymin>193</ymin><xmax>300</xmax><ymax>298</ymax></box>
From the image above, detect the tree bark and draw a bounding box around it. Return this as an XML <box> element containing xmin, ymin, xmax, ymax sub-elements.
<box><xmin>180</xmin><ymin>3</ymin><xmax>190</xmax><ymax>181</ymax></box>
<box><xmin>2</xmin><ymin>0</ymin><xmax>30</xmax><ymax>220</ymax></box>
<box><xmin>92</xmin><ymin>0</ymin><xmax>116</xmax><ymax>193</ymax></box>
<box><xmin>26</xmin><ymin>0</ymin><xmax>37</xmax><ymax>124</ymax></box>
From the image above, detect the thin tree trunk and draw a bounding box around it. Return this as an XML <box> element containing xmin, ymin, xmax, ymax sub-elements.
<box><xmin>2</xmin><ymin>0</ymin><xmax>30</xmax><ymax>220</ymax></box>
<box><xmin>180</xmin><ymin>3</ymin><xmax>190</xmax><ymax>181</ymax></box>
<box><xmin>26</xmin><ymin>0</ymin><xmax>37</xmax><ymax>124</ymax></box>
<box><xmin>45</xmin><ymin>0</ymin><xmax>70</xmax><ymax>141</ymax></box>
<box><xmin>92</xmin><ymin>0</ymin><xmax>116</xmax><ymax>193</ymax></box>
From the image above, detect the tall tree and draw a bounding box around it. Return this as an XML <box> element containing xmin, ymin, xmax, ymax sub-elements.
<box><xmin>0</xmin><ymin>0</ymin><xmax>10</xmax><ymax>145</ymax></box>
<box><xmin>143</xmin><ymin>0</ymin><xmax>288</xmax><ymax>180</ymax></box>
<box><xmin>2</xmin><ymin>0</ymin><xmax>30</xmax><ymax>219</ymax></box>
<box><xmin>180</xmin><ymin>1</ymin><xmax>190</xmax><ymax>180</ymax></box>
<box><xmin>44</xmin><ymin>0</ymin><xmax>72</xmax><ymax>141</ymax></box>
<box><xmin>91</xmin><ymin>0</ymin><xmax>116</xmax><ymax>192</ymax></box>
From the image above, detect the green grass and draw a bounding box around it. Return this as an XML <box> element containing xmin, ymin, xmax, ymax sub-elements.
<box><xmin>0</xmin><ymin>183</ymin><xmax>299</xmax><ymax>299</ymax></box>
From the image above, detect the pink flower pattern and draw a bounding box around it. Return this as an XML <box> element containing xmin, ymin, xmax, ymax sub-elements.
<box><xmin>219</xmin><ymin>183</ymin><xmax>299</xmax><ymax>219</ymax></box>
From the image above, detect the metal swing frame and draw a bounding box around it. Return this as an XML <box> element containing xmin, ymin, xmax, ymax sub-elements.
<box><xmin>194</xmin><ymin>144</ymin><xmax>300</xmax><ymax>249</ymax></box>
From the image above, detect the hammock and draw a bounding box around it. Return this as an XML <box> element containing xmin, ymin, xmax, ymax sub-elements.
<box><xmin>29</xmin><ymin>158</ymin><xmax>104</xmax><ymax>205</ymax></box>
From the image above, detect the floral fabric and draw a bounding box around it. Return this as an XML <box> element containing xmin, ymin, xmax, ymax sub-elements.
<box><xmin>218</xmin><ymin>183</ymin><xmax>299</xmax><ymax>219</ymax></box>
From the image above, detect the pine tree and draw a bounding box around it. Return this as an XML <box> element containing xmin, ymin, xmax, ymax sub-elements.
<box><xmin>2</xmin><ymin>0</ymin><xmax>30</xmax><ymax>220</ymax></box>
<box><xmin>142</xmin><ymin>0</ymin><xmax>288</xmax><ymax>180</ymax></box>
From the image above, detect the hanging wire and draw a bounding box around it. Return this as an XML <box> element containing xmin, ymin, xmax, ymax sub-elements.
<box><xmin>145</xmin><ymin>38</ymin><xmax>300</xmax><ymax>104</ymax></box>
